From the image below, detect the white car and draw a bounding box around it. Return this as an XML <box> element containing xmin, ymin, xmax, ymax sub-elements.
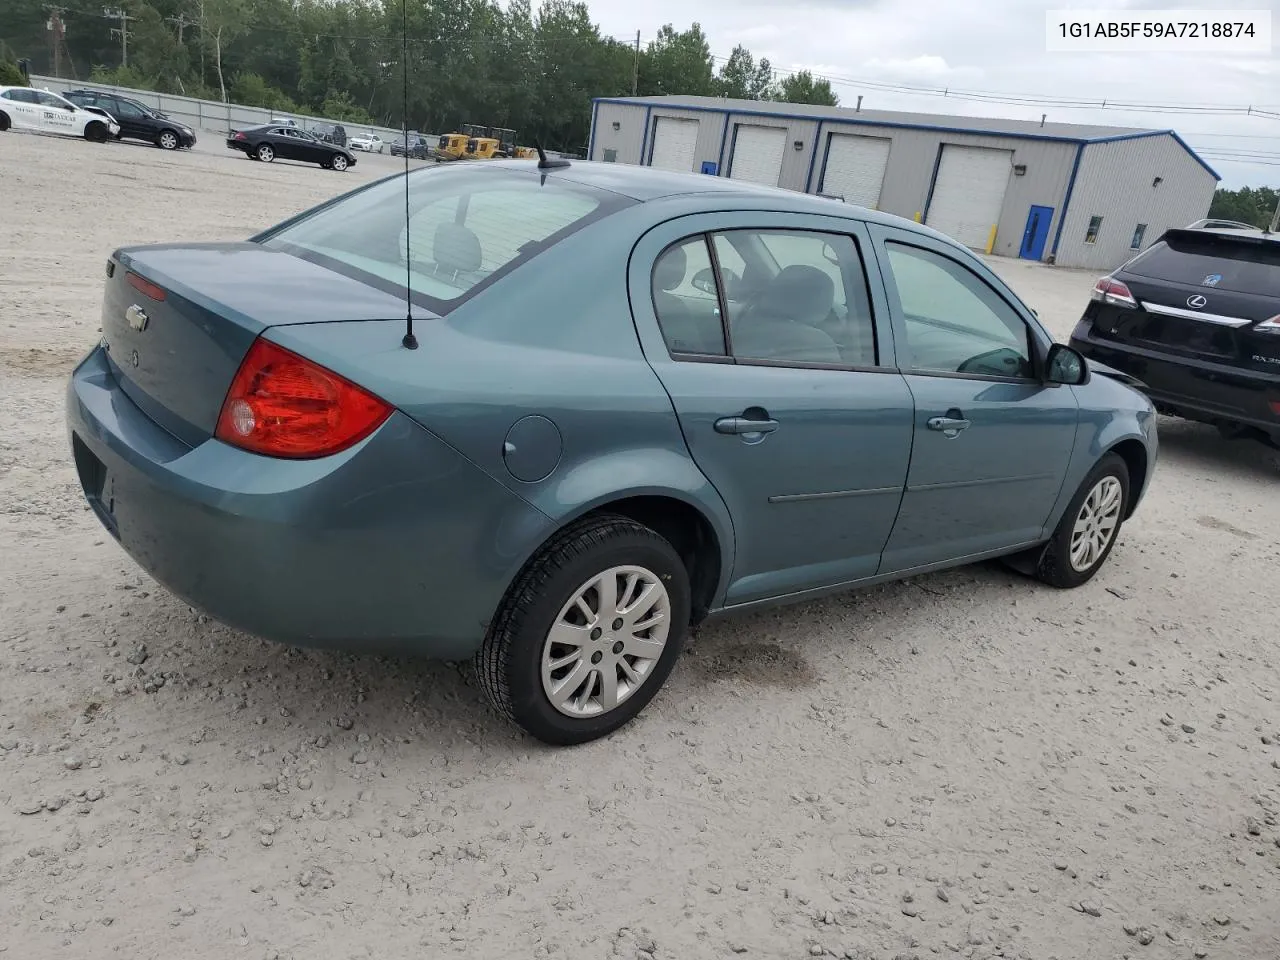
<box><xmin>0</xmin><ymin>86</ymin><xmax>120</xmax><ymax>141</ymax></box>
<box><xmin>348</xmin><ymin>134</ymin><xmax>383</xmax><ymax>153</ymax></box>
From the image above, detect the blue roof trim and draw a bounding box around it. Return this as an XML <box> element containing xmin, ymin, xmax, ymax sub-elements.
<box><xmin>591</xmin><ymin>97</ymin><xmax>1221</xmax><ymax>181</ymax></box>
<box><xmin>1082</xmin><ymin>129</ymin><xmax>1221</xmax><ymax>180</ymax></box>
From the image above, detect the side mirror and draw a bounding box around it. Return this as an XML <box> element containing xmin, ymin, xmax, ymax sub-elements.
<box><xmin>690</xmin><ymin>268</ymin><xmax>717</xmax><ymax>296</ymax></box>
<box><xmin>1045</xmin><ymin>343</ymin><xmax>1088</xmax><ymax>386</ymax></box>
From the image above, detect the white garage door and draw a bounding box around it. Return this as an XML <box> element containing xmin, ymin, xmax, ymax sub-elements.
<box><xmin>729</xmin><ymin>125</ymin><xmax>786</xmax><ymax>187</ymax></box>
<box><xmin>926</xmin><ymin>144</ymin><xmax>1014</xmax><ymax>249</ymax></box>
<box><xmin>820</xmin><ymin>134</ymin><xmax>892</xmax><ymax>209</ymax></box>
<box><xmin>649</xmin><ymin>117</ymin><xmax>699</xmax><ymax>172</ymax></box>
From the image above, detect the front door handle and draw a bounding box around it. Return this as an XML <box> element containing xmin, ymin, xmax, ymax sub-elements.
<box><xmin>927</xmin><ymin>415</ymin><xmax>971</xmax><ymax>437</ymax></box>
<box><xmin>715</xmin><ymin>416</ymin><xmax>779</xmax><ymax>435</ymax></box>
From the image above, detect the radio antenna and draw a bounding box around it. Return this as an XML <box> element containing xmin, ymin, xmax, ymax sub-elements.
<box><xmin>400</xmin><ymin>0</ymin><xmax>418</xmax><ymax>350</ymax></box>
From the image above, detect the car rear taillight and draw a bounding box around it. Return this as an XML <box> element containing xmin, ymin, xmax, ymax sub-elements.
<box><xmin>1255</xmin><ymin>315</ymin><xmax>1280</xmax><ymax>334</ymax></box>
<box><xmin>233</xmin><ymin>131</ymin><xmax>246</xmax><ymax>140</ymax></box>
<box><xmin>1091</xmin><ymin>276</ymin><xmax>1136</xmax><ymax>308</ymax></box>
<box><xmin>126</xmin><ymin>271</ymin><xmax>166</xmax><ymax>301</ymax></box>
<box><xmin>215</xmin><ymin>339</ymin><xmax>392</xmax><ymax>459</ymax></box>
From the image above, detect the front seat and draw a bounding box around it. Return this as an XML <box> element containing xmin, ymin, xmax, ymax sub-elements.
<box><xmin>731</xmin><ymin>264</ymin><xmax>843</xmax><ymax>363</ymax></box>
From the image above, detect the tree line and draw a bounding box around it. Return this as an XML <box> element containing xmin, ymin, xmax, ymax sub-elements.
<box><xmin>1207</xmin><ymin>186</ymin><xmax>1279</xmax><ymax>229</ymax></box>
<box><xmin>2</xmin><ymin>0</ymin><xmax>838</xmax><ymax>152</ymax></box>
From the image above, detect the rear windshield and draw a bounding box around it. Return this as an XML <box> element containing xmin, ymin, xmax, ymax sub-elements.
<box><xmin>1125</xmin><ymin>233</ymin><xmax>1280</xmax><ymax>297</ymax></box>
<box><xmin>258</xmin><ymin>166</ymin><xmax>626</xmax><ymax>310</ymax></box>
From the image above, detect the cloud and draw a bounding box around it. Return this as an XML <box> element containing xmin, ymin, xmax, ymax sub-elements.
<box><xmin>860</xmin><ymin>55</ymin><xmax>983</xmax><ymax>82</ymax></box>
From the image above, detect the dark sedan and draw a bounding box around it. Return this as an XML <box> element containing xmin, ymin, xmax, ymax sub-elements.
<box><xmin>1070</xmin><ymin>226</ymin><xmax>1280</xmax><ymax>447</ymax></box>
<box><xmin>226</xmin><ymin>123</ymin><xmax>356</xmax><ymax>171</ymax></box>
<box><xmin>63</xmin><ymin>88</ymin><xmax>196</xmax><ymax>150</ymax></box>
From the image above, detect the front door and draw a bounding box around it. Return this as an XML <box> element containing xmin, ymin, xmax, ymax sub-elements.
<box><xmin>1019</xmin><ymin>205</ymin><xmax>1054</xmax><ymax>260</ymax></box>
<box><xmin>869</xmin><ymin>226</ymin><xmax>1079</xmax><ymax>572</ymax></box>
<box><xmin>629</xmin><ymin>211</ymin><xmax>914</xmax><ymax>605</ymax></box>
<box><xmin>107</xmin><ymin>98</ymin><xmax>151</xmax><ymax>140</ymax></box>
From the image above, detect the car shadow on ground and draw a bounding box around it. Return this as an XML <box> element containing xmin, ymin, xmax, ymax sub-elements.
<box><xmin>1152</xmin><ymin>415</ymin><xmax>1280</xmax><ymax>482</ymax></box>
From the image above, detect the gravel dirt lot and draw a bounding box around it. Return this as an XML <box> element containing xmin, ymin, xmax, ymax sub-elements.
<box><xmin>2</xmin><ymin>130</ymin><xmax>1280</xmax><ymax>960</ymax></box>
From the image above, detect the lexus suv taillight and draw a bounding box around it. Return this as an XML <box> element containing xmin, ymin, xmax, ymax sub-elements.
<box><xmin>1091</xmin><ymin>276</ymin><xmax>1136</xmax><ymax>308</ymax></box>
<box><xmin>215</xmin><ymin>338</ymin><xmax>392</xmax><ymax>459</ymax></box>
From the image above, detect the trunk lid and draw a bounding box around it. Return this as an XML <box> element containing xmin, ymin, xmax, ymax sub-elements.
<box><xmin>102</xmin><ymin>242</ymin><xmax>411</xmax><ymax>446</ymax></box>
<box><xmin>1093</xmin><ymin>230</ymin><xmax>1280</xmax><ymax>368</ymax></box>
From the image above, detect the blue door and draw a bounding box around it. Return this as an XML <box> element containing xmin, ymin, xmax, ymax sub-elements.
<box><xmin>1019</xmin><ymin>205</ymin><xmax>1053</xmax><ymax>260</ymax></box>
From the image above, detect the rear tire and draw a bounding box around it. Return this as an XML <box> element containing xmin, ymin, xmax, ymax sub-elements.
<box><xmin>84</xmin><ymin>121</ymin><xmax>109</xmax><ymax>143</ymax></box>
<box><xmin>477</xmin><ymin>514</ymin><xmax>691</xmax><ymax>746</ymax></box>
<box><xmin>1035</xmin><ymin>453</ymin><xmax>1130</xmax><ymax>588</ymax></box>
<box><xmin>256</xmin><ymin>143</ymin><xmax>275</xmax><ymax>162</ymax></box>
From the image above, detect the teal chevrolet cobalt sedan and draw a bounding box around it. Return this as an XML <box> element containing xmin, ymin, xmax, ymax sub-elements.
<box><xmin>66</xmin><ymin>157</ymin><xmax>1157</xmax><ymax>745</ymax></box>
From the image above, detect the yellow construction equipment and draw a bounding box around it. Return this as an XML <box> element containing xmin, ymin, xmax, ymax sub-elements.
<box><xmin>433</xmin><ymin>133</ymin><xmax>469</xmax><ymax>161</ymax></box>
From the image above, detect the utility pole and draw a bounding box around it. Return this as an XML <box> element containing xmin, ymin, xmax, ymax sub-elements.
<box><xmin>103</xmin><ymin>7</ymin><xmax>136</xmax><ymax>69</ymax></box>
<box><xmin>44</xmin><ymin>6</ymin><xmax>67</xmax><ymax>78</ymax></box>
<box><xmin>631</xmin><ymin>30</ymin><xmax>640</xmax><ymax>96</ymax></box>
<box><xmin>166</xmin><ymin>12</ymin><xmax>195</xmax><ymax>44</ymax></box>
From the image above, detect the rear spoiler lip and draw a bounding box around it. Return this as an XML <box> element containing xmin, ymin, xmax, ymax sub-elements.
<box><xmin>1159</xmin><ymin>227</ymin><xmax>1280</xmax><ymax>249</ymax></box>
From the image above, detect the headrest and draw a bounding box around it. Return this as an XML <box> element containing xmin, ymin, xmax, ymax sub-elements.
<box><xmin>433</xmin><ymin>222</ymin><xmax>482</xmax><ymax>274</ymax></box>
<box><xmin>653</xmin><ymin>244</ymin><xmax>687</xmax><ymax>293</ymax></box>
<box><xmin>763</xmin><ymin>264</ymin><xmax>835</xmax><ymax>324</ymax></box>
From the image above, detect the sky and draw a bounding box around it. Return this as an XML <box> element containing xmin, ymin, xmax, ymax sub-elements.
<box><xmin>585</xmin><ymin>0</ymin><xmax>1280</xmax><ymax>190</ymax></box>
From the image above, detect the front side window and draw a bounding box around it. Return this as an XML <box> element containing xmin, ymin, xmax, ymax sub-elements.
<box><xmin>714</xmin><ymin>229</ymin><xmax>877</xmax><ymax>366</ymax></box>
<box><xmin>884</xmin><ymin>241</ymin><xmax>1034</xmax><ymax>380</ymax></box>
<box><xmin>114</xmin><ymin>100</ymin><xmax>146</xmax><ymax>119</ymax></box>
<box><xmin>259</xmin><ymin>166</ymin><xmax>628</xmax><ymax>311</ymax></box>
<box><xmin>34</xmin><ymin>91</ymin><xmax>71</xmax><ymax>108</ymax></box>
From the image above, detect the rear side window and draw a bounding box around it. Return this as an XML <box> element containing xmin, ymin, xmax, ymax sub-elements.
<box><xmin>1125</xmin><ymin>235</ymin><xmax>1280</xmax><ymax>297</ymax></box>
<box><xmin>259</xmin><ymin>166</ymin><xmax>630</xmax><ymax>311</ymax></box>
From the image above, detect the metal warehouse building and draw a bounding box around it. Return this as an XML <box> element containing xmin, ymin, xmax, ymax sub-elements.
<box><xmin>587</xmin><ymin>95</ymin><xmax>1220</xmax><ymax>270</ymax></box>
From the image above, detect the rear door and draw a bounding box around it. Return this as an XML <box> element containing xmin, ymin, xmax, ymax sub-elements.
<box><xmin>1</xmin><ymin>88</ymin><xmax>39</xmax><ymax>129</ymax></box>
<box><xmin>628</xmin><ymin>210</ymin><xmax>914</xmax><ymax>605</ymax></box>
<box><xmin>1099</xmin><ymin>231</ymin><xmax>1280</xmax><ymax>371</ymax></box>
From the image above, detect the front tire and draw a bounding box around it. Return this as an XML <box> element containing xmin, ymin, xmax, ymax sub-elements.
<box><xmin>0</xmin><ymin>111</ymin><xmax>10</xmax><ymax>132</ymax></box>
<box><xmin>477</xmin><ymin>515</ymin><xmax>691</xmax><ymax>746</ymax></box>
<box><xmin>1035</xmin><ymin>453</ymin><xmax>1130</xmax><ymax>588</ymax></box>
<box><xmin>331</xmin><ymin>153</ymin><xmax>349</xmax><ymax>171</ymax></box>
<box><xmin>255</xmin><ymin>143</ymin><xmax>275</xmax><ymax>162</ymax></box>
<box><xmin>84</xmin><ymin>121</ymin><xmax>109</xmax><ymax>143</ymax></box>
<box><xmin>157</xmin><ymin>130</ymin><xmax>179</xmax><ymax>150</ymax></box>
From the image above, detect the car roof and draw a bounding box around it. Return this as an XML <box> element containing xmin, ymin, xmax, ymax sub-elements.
<box><xmin>468</xmin><ymin>158</ymin><xmax>947</xmax><ymax>235</ymax></box>
<box><xmin>1162</xmin><ymin>225</ymin><xmax>1280</xmax><ymax>244</ymax></box>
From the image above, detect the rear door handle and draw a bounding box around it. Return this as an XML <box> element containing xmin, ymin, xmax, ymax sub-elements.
<box><xmin>927</xmin><ymin>416</ymin><xmax>971</xmax><ymax>436</ymax></box>
<box><xmin>715</xmin><ymin>416</ymin><xmax>779</xmax><ymax>435</ymax></box>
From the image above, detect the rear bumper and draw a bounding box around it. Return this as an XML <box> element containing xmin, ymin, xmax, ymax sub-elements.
<box><xmin>1071</xmin><ymin>323</ymin><xmax>1280</xmax><ymax>438</ymax></box>
<box><xmin>66</xmin><ymin>345</ymin><xmax>551</xmax><ymax>659</ymax></box>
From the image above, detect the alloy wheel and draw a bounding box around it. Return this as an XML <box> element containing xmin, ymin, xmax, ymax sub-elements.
<box><xmin>1069</xmin><ymin>475</ymin><xmax>1123</xmax><ymax>572</ymax></box>
<box><xmin>159</xmin><ymin>131</ymin><xmax>178</xmax><ymax>149</ymax></box>
<box><xmin>540</xmin><ymin>565</ymin><xmax>671</xmax><ymax>718</ymax></box>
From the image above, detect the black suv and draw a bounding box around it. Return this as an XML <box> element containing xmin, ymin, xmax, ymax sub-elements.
<box><xmin>389</xmin><ymin>132</ymin><xmax>429</xmax><ymax>159</ymax></box>
<box><xmin>1070</xmin><ymin>226</ymin><xmax>1280</xmax><ymax>446</ymax></box>
<box><xmin>62</xmin><ymin>89</ymin><xmax>196</xmax><ymax>150</ymax></box>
